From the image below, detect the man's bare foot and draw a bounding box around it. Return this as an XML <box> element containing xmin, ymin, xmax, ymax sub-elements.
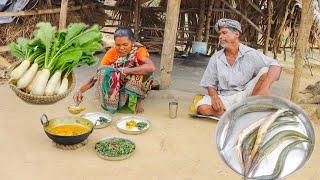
<box><xmin>136</xmin><ymin>99</ymin><xmax>144</xmax><ymax>114</ymax></box>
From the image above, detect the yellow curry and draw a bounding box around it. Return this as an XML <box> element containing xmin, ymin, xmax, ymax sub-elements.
<box><xmin>49</xmin><ymin>125</ymin><xmax>88</xmax><ymax>136</ymax></box>
<box><xmin>126</xmin><ymin>120</ymin><xmax>137</xmax><ymax>129</ymax></box>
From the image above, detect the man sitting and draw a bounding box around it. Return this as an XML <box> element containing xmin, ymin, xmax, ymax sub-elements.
<box><xmin>196</xmin><ymin>18</ymin><xmax>282</xmax><ymax>117</ymax></box>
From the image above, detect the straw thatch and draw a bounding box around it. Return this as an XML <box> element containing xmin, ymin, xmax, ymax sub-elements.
<box><xmin>105</xmin><ymin>0</ymin><xmax>320</xmax><ymax>56</ymax></box>
<box><xmin>0</xmin><ymin>0</ymin><xmax>106</xmax><ymax>46</ymax></box>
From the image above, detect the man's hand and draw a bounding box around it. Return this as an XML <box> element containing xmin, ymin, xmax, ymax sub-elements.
<box><xmin>211</xmin><ymin>95</ymin><xmax>225</xmax><ymax>112</ymax></box>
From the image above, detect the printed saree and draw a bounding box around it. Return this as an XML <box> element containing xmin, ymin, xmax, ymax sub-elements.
<box><xmin>95</xmin><ymin>43</ymin><xmax>153</xmax><ymax>114</ymax></box>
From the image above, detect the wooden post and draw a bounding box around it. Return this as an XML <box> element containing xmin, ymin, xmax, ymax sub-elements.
<box><xmin>204</xmin><ymin>0</ymin><xmax>215</xmax><ymax>43</ymax></box>
<box><xmin>160</xmin><ymin>0</ymin><xmax>181</xmax><ymax>89</ymax></box>
<box><xmin>59</xmin><ymin>0</ymin><xmax>69</xmax><ymax>30</ymax></box>
<box><xmin>134</xmin><ymin>0</ymin><xmax>140</xmax><ymax>40</ymax></box>
<box><xmin>195</xmin><ymin>0</ymin><xmax>206</xmax><ymax>41</ymax></box>
<box><xmin>0</xmin><ymin>4</ymin><xmax>97</xmax><ymax>18</ymax></box>
<box><xmin>263</xmin><ymin>0</ymin><xmax>272</xmax><ymax>54</ymax></box>
<box><xmin>291</xmin><ymin>0</ymin><xmax>313</xmax><ymax>102</ymax></box>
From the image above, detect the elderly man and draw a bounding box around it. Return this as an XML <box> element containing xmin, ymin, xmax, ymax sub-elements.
<box><xmin>197</xmin><ymin>18</ymin><xmax>282</xmax><ymax>117</ymax></box>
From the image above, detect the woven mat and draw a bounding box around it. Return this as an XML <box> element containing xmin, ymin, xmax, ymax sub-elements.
<box><xmin>53</xmin><ymin>140</ymin><xmax>88</xmax><ymax>150</ymax></box>
<box><xmin>189</xmin><ymin>94</ymin><xmax>220</xmax><ymax>121</ymax></box>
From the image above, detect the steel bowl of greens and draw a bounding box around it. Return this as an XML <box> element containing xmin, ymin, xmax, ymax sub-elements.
<box><xmin>216</xmin><ymin>96</ymin><xmax>315</xmax><ymax>179</ymax></box>
<box><xmin>95</xmin><ymin>137</ymin><xmax>136</xmax><ymax>161</ymax></box>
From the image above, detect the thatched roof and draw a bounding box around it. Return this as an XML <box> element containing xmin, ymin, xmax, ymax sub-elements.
<box><xmin>107</xmin><ymin>0</ymin><xmax>320</xmax><ymax>56</ymax></box>
<box><xmin>1</xmin><ymin>0</ymin><xmax>320</xmax><ymax>57</ymax></box>
<box><xmin>0</xmin><ymin>0</ymin><xmax>106</xmax><ymax>46</ymax></box>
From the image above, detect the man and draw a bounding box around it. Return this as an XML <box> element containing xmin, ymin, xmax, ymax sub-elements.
<box><xmin>197</xmin><ymin>18</ymin><xmax>282</xmax><ymax>116</ymax></box>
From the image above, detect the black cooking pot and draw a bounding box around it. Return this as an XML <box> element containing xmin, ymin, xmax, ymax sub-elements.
<box><xmin>40</xmin><ymin>114</ymin><xmax>95</xmax><ymax>145</ymax></box>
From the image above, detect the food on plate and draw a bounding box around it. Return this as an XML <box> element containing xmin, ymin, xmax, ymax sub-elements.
<box><xmin>136</xmin><ymin>122</ymin><xmax>148</xmax><ymax>130</ymax></box>
<box><xmin>99</xmin><ymin>116</ymin><xmax>109</xmax><ymax>123</ymax></box>
<box><xmin>126</xmin><ymin>120</ymin><xmax>137</xmax><ymax>129</ymax></box>
<box><xmin>95</xmin><ymin>138</ymin><xmax>135</xmax><ymax>157</ymax></box>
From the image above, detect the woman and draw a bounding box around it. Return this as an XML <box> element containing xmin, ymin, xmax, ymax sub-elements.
<box><xmin>73</xmin><ymin>28</ymin><xmax>156</xmax><ymax>114</ymax></box>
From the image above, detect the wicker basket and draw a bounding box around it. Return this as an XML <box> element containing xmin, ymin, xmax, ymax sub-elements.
<box><xmin>8</xmin><ymin>61</ymin><xmax>76</xmax><ymax>104</ymax></box>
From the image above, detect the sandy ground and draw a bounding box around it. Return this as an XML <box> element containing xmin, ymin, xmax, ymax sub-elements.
<box><xmin>0</xmin><ymin>53</ymin><xmax>320</xmax><ymax>180</ymax></box>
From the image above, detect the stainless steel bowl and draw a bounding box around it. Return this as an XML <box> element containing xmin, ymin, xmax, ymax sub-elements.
<box><xmin>215</xmin><ymin>96</ymin><xmax>315</xmax><ymax>179</ymax></box>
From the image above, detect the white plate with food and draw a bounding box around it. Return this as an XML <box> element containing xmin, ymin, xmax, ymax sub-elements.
<box><xmin>81</xmin><ymin>112</ymin><xmax>112</xmax><ymax>129</ymax></box>
<box><xmin>216</xmin><ymin>96</ymin><xmax>315</xmax><ymax>179</ymax></box>
<box><xmin>116</xmin><ymin>116</ymin><xmax>150</xmax><ymax>135</ymax></box>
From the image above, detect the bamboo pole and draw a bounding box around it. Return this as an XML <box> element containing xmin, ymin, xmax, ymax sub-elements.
<box><xmin>291</xmin><ymin>0</ymin><xmax>313</xmax><ymax>102</ymax></box>
<box><xmin>263</xmin><ymin>0</ymin><xmax>272</xmax><ymax>54</ymax></box>
<box><xmin>59</xmin><ymin>0</ymin><xmax>69</xmax><ymax>30</ymax></box>
<box><xmin>273</xmin><ymin>0</ymin><xmax>292</xmax><ymax>59</ymax></box>
<box><xmin>160</xmin><ymin>0</ymin><xmax>181</xmax><ymax>89</ymax></box>
<box><xmin>220</xmin><ymin>0</ymin><xmax>263</xmax><ymax>34</ymax></box>
<box><xmin>0</xmin><ymin>4</ymin><xmax>97</xmax><ymax>17</ymax></box>
<box><xmin>195</xmin><ymin>0</ymin><xmax>206</xmax><ymax>41</ymax></box>
<box><xmin>134</xmin><ymin>0</ymin><xmax>140</xmax><ymax>40</ymax></box>
<box><xmin>205</xmin><ymin>0</ymin><xmax>215</xmax><ymax>43</ymax></box>
<box><xmin>245</xmin><ymin>0</ymin><xmax>263</xmax><ymax>14</ymax></box>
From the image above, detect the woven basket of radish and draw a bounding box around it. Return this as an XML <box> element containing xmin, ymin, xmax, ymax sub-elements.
<box><xmin>8</xmin><ymin>61</ymin><xmax>76</xmax><ymax>104</ymax></box>
<box><xmin>7</xmin><ymin>22</ymin><xmax>103</xmax><ymax>104</ymax></box>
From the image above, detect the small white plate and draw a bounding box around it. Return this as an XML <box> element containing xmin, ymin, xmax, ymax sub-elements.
<box><xmin>81</xmin><ymin>112</ymin><xmax>112</xmax><ymax>129</ymax></box>
<box><xmin>116</xmin><ymin>116</ymin><xmax>150</xmax><ymax>135</ymax></box>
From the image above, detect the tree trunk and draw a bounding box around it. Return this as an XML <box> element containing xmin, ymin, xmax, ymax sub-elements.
<box><xmin>263</xmin><ymin>0</ymin><xmax>272</xmax><ymax>54</ymax></box>
<box><xmin>160</xmin><ymin>0</ymin><xmax>181</xmax><ymax>89</ymax></box>
<box><xmin>59</xmin><ymin>0</ymin><xmax>69</xmax><ymax>30</ymax></box>
<box><xmin>195</xmin><ymin>0</ymin><xmax>206</xmax><ymax>41</ymax></box>
<box><xmin>291</xmin><ymin>0</ymin><xmax>313</xmax><ymax>102</ymax></box>
<box><xmin>204</xmin><ymin>0</ymin><xmax>215</xmax><ymax>43</ymax></box>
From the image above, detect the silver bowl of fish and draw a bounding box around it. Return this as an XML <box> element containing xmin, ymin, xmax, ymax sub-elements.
<box><xmin>216</xmin><ymin>96</ymin><xmax>315</xmax><ymax>179</ymax></box>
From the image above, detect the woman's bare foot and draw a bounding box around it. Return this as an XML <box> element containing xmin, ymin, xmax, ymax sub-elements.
<box><xmin>136</xmin><ymin>99</ymin><xmax>144</xmax><ymax>114</ymax></box>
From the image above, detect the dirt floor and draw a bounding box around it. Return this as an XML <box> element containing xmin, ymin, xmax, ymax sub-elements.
<box><xmin>0</xmin><ymin>51</ymin><xmax>320</xmax><ymax>179</ymax></box>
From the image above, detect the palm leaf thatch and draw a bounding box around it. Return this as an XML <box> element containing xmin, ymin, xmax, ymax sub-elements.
<box><xmin>108</xmin><ymin>0</ymin><xmax>320</xmax><ymax>56</ymax></box>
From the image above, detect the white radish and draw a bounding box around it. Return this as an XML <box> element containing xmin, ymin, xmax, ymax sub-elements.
<box><xmin>31</xmin><ymin>69</ymin><xmax>50</xmax><ymax>95</ymax></box>
<box><xmin>57</xmin><ymin>77</ymin><xmax>69</xmax><ymax>95</ymax></box>
<box><xmin>45</xmin><ymin>70</ymin><xmax>62</xmax><ymax>96</ymax></box>
<box><xmin>27</xmin><ymin>70</ymin><xmax>42</xmax><ymax>93</ymax></box>
<box><xmin>54</xmin><ymin>77</ymin><xmax>61</xmax><ymax>95</ymax></box>
<box><xmin>17</xmin><ymin>63</ymin><xmax>38</xmax><ymax>89</ymax></box>
<box><xmin>10</xmin><ymin>60</ymin><xmax>30</xmax><ymax>80</ymax></box>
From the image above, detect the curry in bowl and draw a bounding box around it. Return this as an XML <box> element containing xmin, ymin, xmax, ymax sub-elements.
<box><xmin>41</xmin><ymin>114</ymin><xmax>95</xmax><ymax>145</ymax></box>
<box><xmin>48</xmin><ymin>124</ymin><xmax>89</xmax><ymax>136</ymax></box>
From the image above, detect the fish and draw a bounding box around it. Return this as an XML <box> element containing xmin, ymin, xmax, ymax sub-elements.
<box><xmin>241</xmin><ymin>120</ymin><xmax>299</xmax><ymax>176</ymax></box>
<box><xmin>248</xmin><ymin>109</ymin><xmax>291</xmax><ymax>167</ymax></box>
<box><xmin>222</xmin><ymin>104</ymin><xmax>279</xmax><ymax>150</ymax></box>
<box><xmin>235</xmin><ymin>115</ymin><xmax>270</xmax><ymax>171</ymax></box>
<box><xmin>247</xmin><ymin>129</ymin><xmax>309</xmax><ymax>176</ymax></box>
<box><xmin>253</xmin><ymin>139</ymin><xmax>311</xmax><ymax>180</ymax></box>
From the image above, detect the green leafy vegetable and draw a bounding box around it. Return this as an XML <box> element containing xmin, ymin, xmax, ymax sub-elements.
<box><xmin>95</xmin><ymin>138</ymin><xmax>135</xmax><ymax>157</ymax></box>
<box><xmin>137</xmin><ymin>122</ymin><xmax>148</xmax><ymax>130</ymax></box>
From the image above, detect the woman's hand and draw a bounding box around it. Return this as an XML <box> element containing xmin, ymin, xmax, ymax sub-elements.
<box><xmin>73</xmin><ymin>90</ymin><xmax>84</xmax><ymax>105</ymax></box>
<box><xmin>117</xmin><ymin>67</ymin><xmax>129</xmax><ymax>76</ymax></box>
